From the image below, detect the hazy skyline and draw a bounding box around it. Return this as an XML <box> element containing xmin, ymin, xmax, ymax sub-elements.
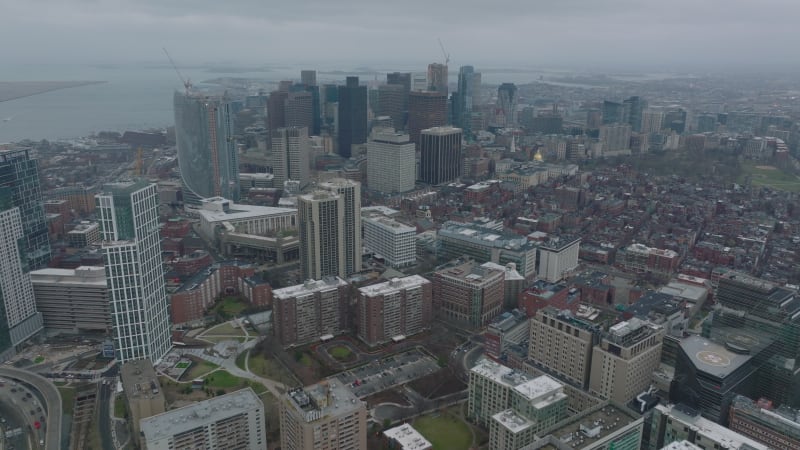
<box><xmin>1</xmin><ymin>0</ymin><xmax>799</xmax><ymax>70</ymax></box>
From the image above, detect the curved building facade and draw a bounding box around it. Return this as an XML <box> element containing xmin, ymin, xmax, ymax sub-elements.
<box><xmin>174</xmin><ymin>92</ymin><xmax>239</xmax><ymax>204</ymax></box>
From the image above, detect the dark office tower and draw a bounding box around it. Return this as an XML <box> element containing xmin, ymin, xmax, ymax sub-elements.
<box><xmin>696</xmin><ymin>113</ymin><xmax>717</xmax><ymax>133</ymax></box>
<box><xmin>300</xmin><ymin>70</ymin><xmax>317</xmax><ymax>86</ymax></box>
<box><xmin>0</xmin><ymin>149</ymin><xmax>50</xmax><ymax>270</ymax></box>
<box><xmin>420</xmin><ymin>126</ymin><xmax>462</xmax><ymax>185</ymax></box>
<box><xmin>174</xmin><ymin>92</ymin><xmax>240</xmax><ymax>204</ymax></box>
<box><xmin>337</xmin><ymin>77</ymin><xmax>368</xmax><ymax>158</ymax></box>
<box><xmin>284</xmin><ymin>90</ymin><xmax>314</xmax><ymax>132</ymax></box>
<box><xmin>408</xmin><ymin>91</ymin><xmax>447</xmax><ymax>146</ymax></box>
<box><xmin>377</xmin><ymin>84</ymin><xmax>406</xmax><ymax>130</ymax></box>
<box><xmin>387</xmin><ymin>72</ymin><xmax>411</xmax><ymax>92</ymax></box>
<box><xmin>671</xmin><ymin>271</ymin><xmax>800</xmax><ymax>423</ymax></box>
<box><xmin>322</xmin><ymin>84</ymin><xmax>339</xmax><ymax>131</ymax></box>
<box><xmin>623</xmin><ymin>96</ymin><xmax>647</xmax><ymax>132</ymax></box>
<box><xmin>665</xmin><ymin>108</ymin><xmax>687</xmax><ymax>134</ymax></box>
<box><xmin>602</xmin><ymin>100</ymin><xmax>624</xmax><ymax>124</ymax></box>
<box><xmin>454</xmin><ymin>65</ymin><xmax>480</xmax><ymax>136</ymax></box>
<box><xmin>427</xmin><ymin>63</ymin><xmax>448</xmax><ymax>94</ymax></box>
<box><xmin>267</xmin><ymin>90</ymin><xmax>288</xmax><ymax>132</ymax></box>
<box><xmin>496</xmin><ymin>83</ymin><xmax>518</xmax><ymax>126</ymax></box>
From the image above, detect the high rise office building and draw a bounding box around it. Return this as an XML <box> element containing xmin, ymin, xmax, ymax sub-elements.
<box><xmin>419</xmin><ymin>126</ymin><xmax>462</xmax><ymax>185</ymax></box>
<box><xmin>433</xmin><ymin>259</ymin><xmax>504</xmax><ymax>328</ymax></box>
<box><xmin>427</xmin><ymin>63</ymin><xmax>448</xmax><ymax>94</ymax></box>
<box><xmin>271</xmin><ymin>127</ymin><xmax>310</xmax><ymax>188</ymax></box>
<box><xmin>407</xmin><ymin>91</ymin><xmax>448</xmax><ymax>145</ymax></box>
<box><xmin>0</xmin><ymin>149</ymin><xmax>50</xmax><ymax>269</ymax></box>
<box><xmin>603</xmin><ymin>100</ymin><xmax>625</xmax><ymax>124</ymax></box>
<box><xmin>496</xmin><ymin>83</ymin><xmax>518</xmax><ymax>126</ymax></box>
<box><xmin>267</xmin><ymin>90</ymin><xmax>289</xmax><ymax>132</ymax></box>
<box><xmin>337</xmin><ymin>77</ymin><xmax>368</xmax><ymax>158</ymax></box>
<box><xmin>300</xmin><ymin>70</ymin><xmax>317</xmax><ymax>87</ymax></box>
<box><xmin>377</xmin><ymin>84</ymin><xmax>407</xmax><ymax>130</ymax></box>
<box><xmin>298</xmin><ymin>179</ymin><xmax>361</xmax><ymax>280</ymax></box>
<box><xmin>0</xmin><ymin>187</ymin><xmax>44</xmax><ymax>360</ymax></box>
<box><xmin>97</xmin><ymin>182</ymin><xmax>171</xmax><ymax>363</ymax></box>
<box><xmin>366</xmin><ymin>129</ymin><xmax>416</xmax><ymax>193</ymax></box>
<box><xmin>173</xmin><ymin>92</ymin><xmax>239</xmax><ymax>204</ymax></box>
<box><xmin>642</xmin><ymin>109</ymin><xmax>666</xmax><ymax>134</ymax></box>
<box><xmin>284</xmin><ymin>90</ymin><xmax>314</xmax><ymax>132</ymax></box>
<box><xmin>454</xmin><ymin>65</ymin><xmax>481</xmax><ymax>136</ymax></box>
<box><xmin>623</xmin><ymin>96</ymin><xmax>647</xmax><ymax>132</ymax></box>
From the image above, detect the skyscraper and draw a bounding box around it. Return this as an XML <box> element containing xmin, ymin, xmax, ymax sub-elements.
<box><xmin>271</xmin><ymin>127</ymin><xmax>310</xmax><ymax>188</ymax></box>
<box><xmin>602</xmin><ymin>100</ymin><xmax>625</xmax><ymax>124</ymax></box>
<box><xmin>427</xmin><ymin>63</ymin><xmax>448</xmax><ymax>94</ymax></box>
<box><xmin>454</xmin><ymin>65</ymin><xmax>481</xmax><ymax>136</ymax></box>
<box><xmin>623</xmin><ymin>96</ymin><xmax>647</xmax><ymax>132</ymax></box>
<box><xmin>377</xmin><ymin>84</ymin><xmax>406</xmax><ymax>130</ymax></box>
<box><xmin>173</xmin><ymin>92</ymin><xmax>239</xmax><ymax>204</ymax></box>
<box><xmin>0</xmin><ymin>149</ymin><xmax>51</xmax><ymax>270</ymax></box>
<box><xmin>97</xmin><ymin>182</ymin><xmax>171</xmax><ymax>363</ymax></box>
<box><xmin>284</xmin><ymin>90</ymin><xmax>314</xmax><ymax>132</ymax></box>
<box><xmin>300</xmin><ymin>70</ymin><xmax>317</xmax><ymax>87</ymax></box>
<box><xmin>419</xmin><ymin>126</ymin><xmax>462</xmax><ymax>185</ymax></box>
<box><xmin>337</xmin><ymin>76</ymin><xmax>367</xmax><ymax>158</ymax></box>
<box><xmin>267</xmin><ymin>90</ymin><xmax>288</xmax><ymax>132</ymax></box>
<box><xmin>367</xmin><ymin>129</ymin><xmax>416</xmax><ymax>193</ymax></box>
<box><xmin>0</xmin><ymin>187</ymin><xmax>43</xmax><ymax>360</ymax></box>
<box><xmin>496</xmin><ymin>83</ymin><xmax>518</xmax><ymax>126</ymax></box>
<box><xmin>298</xmin><ymin>179</ymin><xmax>361</xmax><ymax>280</ymax></box>
<box><xmin>407</xmin><ymin>91</ymin><xmax>447</xmax><ymax>146</ymax></box>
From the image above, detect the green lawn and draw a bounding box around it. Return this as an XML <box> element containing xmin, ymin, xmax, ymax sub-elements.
<box><xmin>328</xmin><ymin>345</ymin><xmax>352</xmax><ymax>360</ymax></box>
<box><xmin>213</xmin><ymin>297</ymin><xmax>248</xmax><ymax>317</ymax></box>
<box><xmin>413</xmin><ymin>414</ymin><xmax>472</xmax><ymax>450</ymax></box>
<box><xmin>34</xmin><ymin>356</ymin><xmax>45</xmax><ymax>364</ymax></box>
<box><xmin>113</xmin><ymin>394</ymin><xmax>127</xmax><ymax>418</ymax></box>
<box><xmin>248</xmin><ymin>352</ymin><xmax>295</xmax><ymax>385</ymax></box>
<box><xmin>205</xmin><ymin>370</ymin><xmax>244</xmax><ymax>389</ymax></box>
<box><xmin>738</xmin><ymin>163</ymin><xmax>800</xmax><ymax>192</ymax></box>
<box><xmin>183</xmin><ymin>359</ymin><xmax>219</xmax><ymax>381</ymax></box>
<box><xmin>58</xmin><ymin>386</ymin><xmax>75</xmax><ymax>416</ymax></box>
<box><xmin>175</xmin><ymin>362</ymin><xmax>190</xmax><ymax>369</ymax></box>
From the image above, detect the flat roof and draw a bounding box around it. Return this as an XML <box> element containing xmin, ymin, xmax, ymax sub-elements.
<box><xmin>472</xmin><ymin>359</ymin><xmax>564</xmax><ymax>403</ymax></box>
<box><xmin>30</xmin><ymin>266</ymin><xmax>107</xmax><ymax>286</ymax></box>
<box><xmin>494</xmin><ymin>408</ymin><xmax>535</xmax><ymax>433</ymax></box>
<box><xmin>361</xmin><ymin>206</ymin><xmax>400</xmax><ymax>216</ymax></box>
<box><xmin>273</xmin><ymin>277</ymin><xmax>348</xmax><ymax>300</ymax></box>
<box><xmin>546</xmin><ymin>403</ymin><xmax>640</xmax><ymax>448</ymax></box>
<box><xmin>679</xmin><ymin>335</ymin><xmax>757</xmax><ymax>379</ymax></box>
<box><xmin>363</xmin><ymin>216</ymin><xmax>416</xmax><ymax>233</ymax></box>
<box><xmin>286</xmin><ymin>380</ymin><xmax>363</xmax><ymax>421</ymax></box>
<box><xmin>656</xmin><ymin>404</ymin><xmax>769</xmax><ymax>449</ymax></box>
<box><xmin>660</xmin><ymin>441</ymin><xmax>703</xmax><ymax>450</ymax></box>
<box><xmin>358</xmin><ymin>275</ymin><xmax>430</xmax><ymax>297</ymax></box>
<box><xmin>197</xmin><ymin>197</ymin><xmax>295</xmax><ymax>222</ymax></box>
<box><xmin>383</xmin><ymin>424</ymin><xmax>432</xmax><ymax>450</ymax></box>
<box><xmin>141</xmin><ymin>388</ymin><xmax>261</xmax><ymax>443</ymax></box>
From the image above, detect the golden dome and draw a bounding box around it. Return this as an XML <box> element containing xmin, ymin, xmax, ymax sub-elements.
<box><xmin>534</xmin><ymin>150</ymin><xmax>544</xmax><ymax>161</ymax></box>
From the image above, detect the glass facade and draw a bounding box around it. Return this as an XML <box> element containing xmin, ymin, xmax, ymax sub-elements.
<box><xmin>0</xmin><ymin>149</ymin><xmax>51</xmax><ymax>270</ymax></box>
<box><xmin>173</xmin><ymin>92</ymin><xmax>239</xmax><ymax>205</ymax></box>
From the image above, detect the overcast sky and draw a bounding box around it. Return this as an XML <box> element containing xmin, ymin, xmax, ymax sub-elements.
<box><xmin>2</xmin><ymin>0</ymin><xmax>799</xmax><ymax>70</ymax></box>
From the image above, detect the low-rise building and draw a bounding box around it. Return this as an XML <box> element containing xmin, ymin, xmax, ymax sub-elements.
<box><xmin>140</xmin><ymin>388</ymin><xmax>266</xmax><ymax>450</ymax></box>
<box><xmin>30</xmin><ymin>266</ymin><xmax>110</xmax><ymax>333</ymax></box>
<box><xmin>362</xmin><ymin>215</ymin><xmax>416</xmax><ymax>268</ymax></box>
<box><xmin>120</xmin><ymin>360</ymin><xmax>165</xmax><ymax>447</ymax></box>
<box><xmin>438</xmin><ymin>221</ymin><xmax>538</xmax><ymax>279</ymax></box>
<box><xmin>537</xmin><ymin>236</ymin><xmax>581</xmax><ymax>282</ymax></box>
<box><xmin>646</xmin><ymin>403</ymin><xmax>768</xmax><ymax>450</ymax></box>
<box><xmin>66</xmin><ymin>221</ymin><xmax>101</xmax><ymax>248</ymax></box>
<box><xmin>728</xmin><ymin>395</ymin><xmax>800</xmax><ymax>450</ymax></box>
<box><xmin>484</xmin><ymin>309</ymin><xmax>530</xmax><ymax>360</ymax></box>
<box><xmin>537</xmin><ymin>401</ymin><xmax>644</xmax><ymax>450</ymax></box>
<box><xmin>383</xmin><ymin>424</ymin><xmax>433</xmax><ymax>450</ymax></box>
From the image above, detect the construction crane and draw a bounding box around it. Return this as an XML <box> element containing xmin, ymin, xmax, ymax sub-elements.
<box><xmin>163</xmin><ymin>47</ymin><xmax>192</xmax><ymax>94</ymax></box>
<box><xmin>438</xmin><ymin>38</ymin><xmax>450</xmax><ymax>66</ymax></box>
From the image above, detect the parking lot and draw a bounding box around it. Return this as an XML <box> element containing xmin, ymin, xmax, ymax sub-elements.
<box><xmin>334</xmin><ymin>349</ymin><xmax>440</xmax><ymax>398</ymax></box>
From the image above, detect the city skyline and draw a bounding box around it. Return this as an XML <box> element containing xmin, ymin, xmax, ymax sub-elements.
<box><xmin>1</xmin><ymin>0</ymin><xmax>800</xmax><ymax>69</ymax></box>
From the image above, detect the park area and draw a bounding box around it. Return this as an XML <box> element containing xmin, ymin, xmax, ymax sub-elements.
<box><xmin>738</xmin><ymin>163</ymin><xmax>800</xmax><ymax>192</ymax></box>
<box><xmin>413</xmin><ymin>411</ymin><xmax>473</xmax><ymax>450</ymax></box>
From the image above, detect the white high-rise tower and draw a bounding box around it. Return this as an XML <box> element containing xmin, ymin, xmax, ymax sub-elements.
<box><xmin>97</xmin><ymin>182</ymin><xmax>171</xmax><ymax>363</ymax></box>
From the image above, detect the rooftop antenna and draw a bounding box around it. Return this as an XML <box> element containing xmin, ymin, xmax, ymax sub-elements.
<box><xmin>163</xmin><ymin>47</ymin><xmax>192</xmax><ymax>95</ymax></box>
<box><xmin>438</xmin><ymin>38</ymin><xmax>450</xmax><ymax>66</ymax></box>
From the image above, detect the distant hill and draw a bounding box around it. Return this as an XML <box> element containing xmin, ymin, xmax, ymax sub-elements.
<box><xmin>0</xmin><ymin>81</ymin><xmax>105</xmax><ymax>102</ymax></box>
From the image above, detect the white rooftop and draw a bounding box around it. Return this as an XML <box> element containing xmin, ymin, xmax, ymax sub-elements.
<box><xmin>481</xmin><ymin>262</ymin><xmax>525</xmax><ymax>281</ymax></box>
<box><xmin>513</xmin><ymin>374</ymin><xmax>564</xmax><ymax>403</ymax></box>
<box><xmin>363</xmin><ymin>215</ymin><xmax>416</xmax><ymax>233</ymax></box>
<box><xmin>383</xmin><ymin>424</ymin><xmax>433</xmax><ymax>450</ymax></box>
<box><xmin>471</xmin><ymin>358</ymin><xmax>531</xmax><ymax>388</ymax></box>
<box><xmin>197</xmin><ymin>197</ymin><xmax>295</xmax><ymax>222</ymax></box>
<box><xmin>660</xmin><ymin>441</ymin><xmax>703</xmax><ymax>450</ymax></box>
<box><xmin>359</xmin><ymin>275</ymin><xmax>430</xmax><ymax>297</ymax></box>
<box><xmin>30</xmin><ymin>266</ymin><xmax>107</xmax><ymax>286</ymax></box>
<box><xmin>493</xmin><ymin>409</ymin><xmax>535</xmax><ymax>434</ymax></box>
<box><xmin>657</xmin><ymin>404</ymin><xmax>769</xmax><ymax>450</ymax></box>
<box><xmin>273</xmin><ymin>277</ymin><xmax>348</xmax><ymax>300</ymax></box>
<box><xmin>362</xmin><ymin>205</ymin><xmax>400</xmax><ymax>216</ymax></box>
<box><xmin>140</xmin><ymin>388</ymin><xmax>261</xmax><ymax>443</ymax></box>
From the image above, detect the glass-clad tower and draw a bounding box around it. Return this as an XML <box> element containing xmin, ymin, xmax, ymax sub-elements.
<box><xmin>97</xmin><ymin>182</ymin><xmax>171</xmax><ymax>363</ymax></box>
<box><xmin>0</xmin><ymin>187</ymin><xmax>43</xmax><ymax>360</ymax></box>
<box><xmin>0</xmin><ymin>149</ymin><xmax>50</xmax><ymax>270</ymax></box>
<box><xmin>173</xmin><ymin>92</ymin><xmax>239</xmax><ymax>205</ymax></box>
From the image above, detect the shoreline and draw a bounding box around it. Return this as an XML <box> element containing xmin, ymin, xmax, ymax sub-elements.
<box><xmin>0</xmin><ymin>81</ymin><xmax>107</xmax><ymax>103</ymax></box>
